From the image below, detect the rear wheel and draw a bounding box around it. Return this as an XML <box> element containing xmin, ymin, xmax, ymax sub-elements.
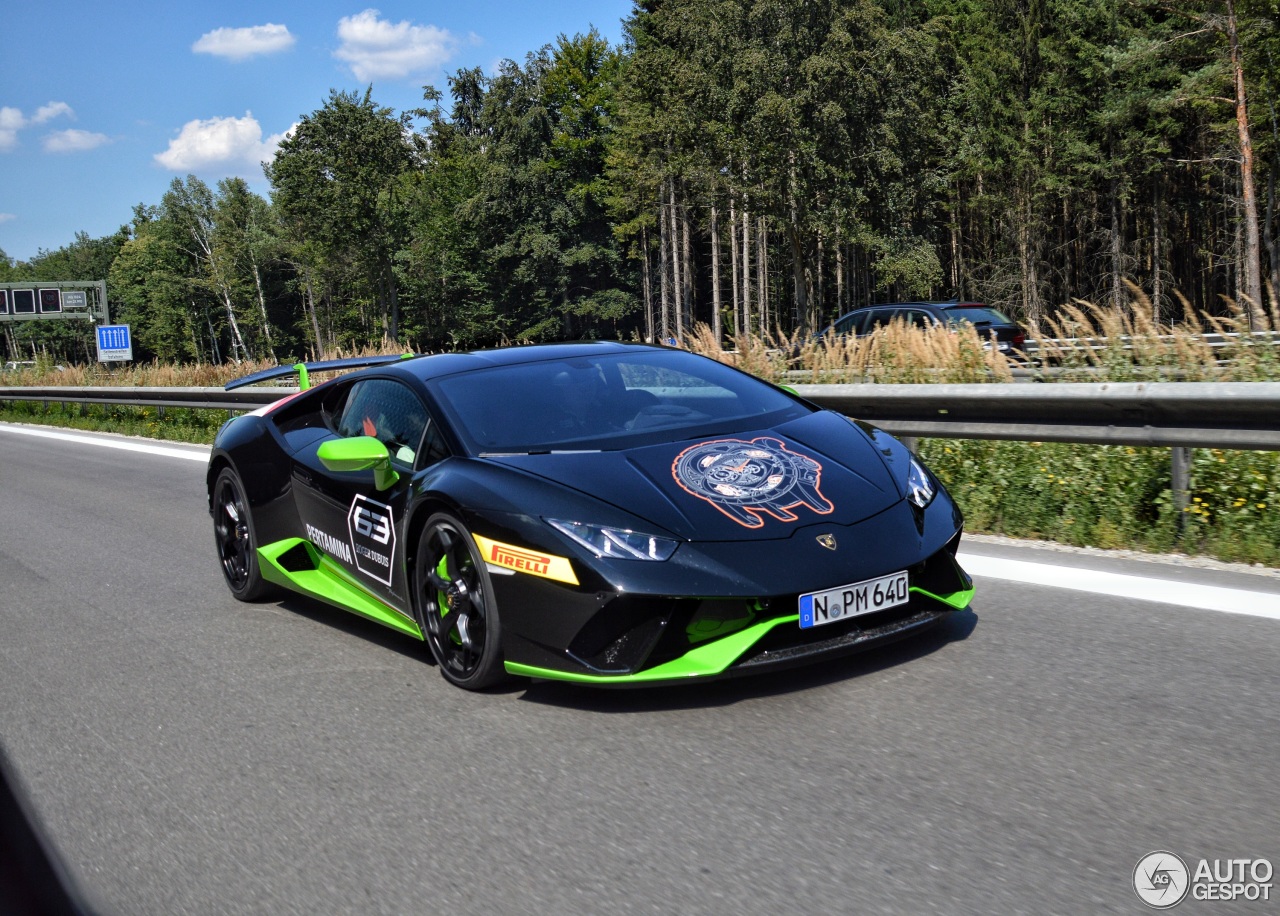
<box><xmin>414</xmin><ymin>512</ymin><xmax>506</xmax><ymax>690</ymax></box>
<box><xmin>212</xmin><ymin>467</ymin><xmax>274</xmax><ymax>601</ymax></box>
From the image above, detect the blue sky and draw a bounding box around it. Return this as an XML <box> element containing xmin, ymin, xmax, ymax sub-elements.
<box><xmin>0</xmin><ymin>1</ymin><xmax>633</xmax><ymax>264</ymax></box>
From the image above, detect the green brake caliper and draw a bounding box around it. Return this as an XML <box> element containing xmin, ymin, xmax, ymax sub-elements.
<box><xmin>436</xmin><ymin>555</ymin><xmax>463</xmax><ymax>646</ymax></box>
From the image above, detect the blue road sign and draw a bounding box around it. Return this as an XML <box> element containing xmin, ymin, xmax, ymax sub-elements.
<box><xmin>96</xmin><ymin>324</ymin><xmax>133</xmax><ymax>362</ymax></box>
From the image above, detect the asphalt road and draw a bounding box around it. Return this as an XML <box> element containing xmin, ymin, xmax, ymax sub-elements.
<box><xmin>1</xmin><ymin>423</ymin><xmax>1277</xmax><ymax>915</ymax></box>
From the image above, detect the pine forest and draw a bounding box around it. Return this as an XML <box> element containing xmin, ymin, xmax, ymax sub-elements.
<box><xmin>5</xmin><ymin>0</ymin><xmax>1280</xmax><ymax>365</ymax></box>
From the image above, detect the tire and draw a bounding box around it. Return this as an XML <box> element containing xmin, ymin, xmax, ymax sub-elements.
<box><xmin>414</xmin><ymin>512</ymin><xmax>506</xmax><ymax>690</ymax></box>
<box><xmin>212</xmin><ymin>467</ymin><xmax>275</xmax><ymax>601</ymax></box>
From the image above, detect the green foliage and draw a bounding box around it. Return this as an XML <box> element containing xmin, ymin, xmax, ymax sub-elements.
<box><xmin>0</xmin><ymin>401</ymin><xmax>221</xmax><ymax>444</ymax></box>
<box><xmin>267</xmin><ymin>89</ymin><xmax>417</xmax><ymax>344</ymax></box>
<box><xmin>436</xmin><ymin>34</ymin><xmax>637</xmax><ymax>343</ymax></box>
<box><xmin>920</xmin><ymin>438</ymin><xmax>1280</xmax><ymax>565</ymax></box>
<box><xmin>1179</xmin><ymin>447</ymin><xmax>1280</xmax><ymax>564</ymax></box>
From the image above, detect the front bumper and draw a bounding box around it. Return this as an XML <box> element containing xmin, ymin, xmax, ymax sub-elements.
<box><xmin>501</xmin><ymin>534</ymin><xmax>973</xmax><ymax>686</ymax></box>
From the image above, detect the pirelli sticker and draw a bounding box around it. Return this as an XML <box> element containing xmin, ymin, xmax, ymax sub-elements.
<box><xmin>473</xmin><ymin>534</ymin><xmax>579</xmax><ymax>585</ymax></box>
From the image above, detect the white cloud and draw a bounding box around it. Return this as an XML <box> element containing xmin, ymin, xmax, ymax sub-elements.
<box><xmin>32</xmin><ymin>102</ymin><xmax>74</xmax><ymax>124</ymax></box>
<box><xmin>334</xmin><ymin>9</ymin><xmax>456</xmax><ymax>81</ymax></box>
<box><xmin>0</xmin><ymin>102</ymin><xmax>74</xmax><ymax>151</ymax></box>
<box><xmin>43</xmin><ymin>129</ymin><xmax>110</xmax><ymax>153</ymax></box>
<box><xmin>0</xmin><ymin>213</ymin><xmax>15</xmax><ymax>224</ymax></box>
<box><xmin>0</xmin><ymin>111</ymin><xmax>21</xmax><ymax>151</ymax></box>
<box><xmin>193</xmin><ymin>23</ymin><xmax>296</xmax><ymax>61</ymax></box>
<box><xmin>154</xmin><ymin>112</ymin><xmax>285</xmax><ymax>171</ymax></box>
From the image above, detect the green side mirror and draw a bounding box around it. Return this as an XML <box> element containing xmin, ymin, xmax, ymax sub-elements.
<box><xmin>317</xmin><ymin>436</ymin><xmax>400</xmax><ymax>491</ymax></box>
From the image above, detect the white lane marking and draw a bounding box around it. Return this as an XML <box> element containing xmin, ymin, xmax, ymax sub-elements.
<box><xmin>958</xmin><ymin>551</ymin><xmax>1280</xmax><ymax>621</ymax></box>
<box><xmin>0</xmin><ymin>424</ymin><xmax>210</xmax><ymax>463</ymax></box>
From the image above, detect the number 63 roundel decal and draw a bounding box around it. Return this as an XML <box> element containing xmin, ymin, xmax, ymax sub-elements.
<box><xmin>348</xmin><ymin>494</ymin><xmax>396</xmax><ymax>586</ymax></box>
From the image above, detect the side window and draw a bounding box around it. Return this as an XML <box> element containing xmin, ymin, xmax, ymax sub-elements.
<box><xmin>337</xmin><ymin>379</ymin><xmax>431</xmax><ymax>468</ymax></box>
<box><xmin>418</xmin><ymin>420</ymin><xmax>449</xmax><ymax>469</ymax></box>
<box><xmin>833</xmin><ymin>313</ymin><xmax>858</xmax><ymax>335</ymax></box>
<box><xmin>902</xmin><ymin>309</ymin><xmax>934</xmax><ymax>329</ymax></box>
<box><xmin>865</xmin><ymin>309</ymin><xmax>896</xmax><ymax>331</ymax></box>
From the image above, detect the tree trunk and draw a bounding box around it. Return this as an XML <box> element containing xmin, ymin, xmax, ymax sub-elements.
<box><xmin>949</xmin><ymin>187</ymin><xmax>962</xmax><ymax>293</ymax></box>
<box><xmin>659</xmin><ymin>196</ymin><xmax>671</xmax><ymax>342</ymax></box>
<box><xmin>741</xmin><ymin>197</ymin><xmax>752</xmax><ymax>337</ymax></box>
<box><xmin>710</xmin><ymin>203</ymin><xmax>722</xmax><ymax>344</ymax></box>
<box><xmin>815</xmin><ymin>234</ymin><xmax>824</xmax><ymax>332</ymax></box>
<box><xmin>251</xmin><ymin>263</ymin><xmax>274</xmax><ymax>358</ymax></box>
<box><xmin>1266</xmin><ymin>172</ymin><xmax>1279</xmax><ymax>315</ymax></box>
<box><xmin>681</xmin><ymin>192</ymin><xmax>693</xmax><ymax>336</ymax></box>
<box><xmin>222</xmin><ymin>288</ymin><xmax>252</xmax><ymax>363</ymax></box>
<box><xmin>729</xmin><ymin>195</ymin><xmax>741</xmax><ymax>339</ymax></box>
<box><xmin>668</xmin><ymin>180</ymin><xmax>683</xmax><ymax>341</ymax></box>
<box><xmin>1227</xmin><ymin>0</ymin><xmax>1264</xmax><ymax>327</ymax></box>
<box><xmin>835</xmin><ymin>243</ymin><xmax>845</xmax><ymax>320</ymax></box>
<box><xmin>1111</xmin><ymin>179</ymin><xmax>1124</xmax><ymax>313</ymax></box>
<box><xmin>641</xmin><ymin>225</ymin><xmax>655</xmax><ymax>343</ymax></box>
<box><xmin>387</xmin><ymin>265</ymin><xmax>400</xmax><ymax>343</ymax></box>
<box><xmin>757</xmin><ymin>215</ymin><xmax>768</xmax><ymax>333</ymax></box>
<box><xmin>206</xmin><ymin>306</ymin><xmax>222</xmax><ymax>365</ymax></box>
<box><xmin>789</xmin><ymin>190</ymin><xmax>806</xmax><ymax>333</ymax></box>
<box><xmin>1152</xmin><ymin>182</ymin><xmax>1164</xmax><ymax>323</ymax></box>
<box><xmin>304</xmin><ymin>267</ymin><xmax>324</xmax><ymax>358</ymax></box>
<box><xmin>1017</xmin><ymin>181</ymin><xmax>1039</xmax><ymax>325</ymax></box>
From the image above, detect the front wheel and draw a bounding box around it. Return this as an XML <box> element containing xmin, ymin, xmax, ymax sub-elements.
<box><xmin>414</xmin><ymin>513</ymin><xmax>506</xmax><ymax>690</ymax></box>
<box><xmin>212</xmin><ymin>467</ymin><xmax>275</xmax><ymax>601</ymax></box>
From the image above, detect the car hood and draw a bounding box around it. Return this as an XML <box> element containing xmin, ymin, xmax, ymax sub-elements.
<box><xmin>485</xmin><ymin>411</ymin><xmax>902</xmax><ymax>541</ymax></box>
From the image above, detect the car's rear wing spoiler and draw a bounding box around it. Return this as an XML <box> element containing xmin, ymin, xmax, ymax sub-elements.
<box><xmin>225</xmin><ymin>354</ymin><xmax>415</xmax><ymax>391</ymax></box>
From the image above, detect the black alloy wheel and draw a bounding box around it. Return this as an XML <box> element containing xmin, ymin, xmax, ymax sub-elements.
<box><xmin>415</xmin><ymin>513</ymin><xmax>506</xmax><ymax>689</ymax></box>
<box><xmin>212</xmin><ymin>467</ymin><xmax>273</xmax><ymax>601</ymax></box>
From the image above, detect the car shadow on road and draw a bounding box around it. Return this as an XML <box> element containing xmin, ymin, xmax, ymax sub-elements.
<box><xmin>267</xmin><ymin>594</ymin><xmax>438</xmax><ymax>665</ymax></box>
<box><xmin>516</xmin><ymin>607</ymin><xmax>979</xmax><ymax>712</ymax></box>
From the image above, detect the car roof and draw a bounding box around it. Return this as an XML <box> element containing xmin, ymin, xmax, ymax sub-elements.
<box><xmin>855</xmin><ymin>301</ymin><xmax>987</xmax><ymax>310</ymax></box>
<box><xmin>829</xmin><ymin>302</ymin><xmax>996</xmax><ymax>323</ymax></box>
<box><xmin>387</xmin><ymin>340</ymin><xmax>667</xmax><ymax>383</ymax></box>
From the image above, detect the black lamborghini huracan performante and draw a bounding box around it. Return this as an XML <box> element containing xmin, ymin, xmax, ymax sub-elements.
<box><xmin>208</xmin><ymin>342</ymin><xmax>973</xmax><ymax>689</ymax></box>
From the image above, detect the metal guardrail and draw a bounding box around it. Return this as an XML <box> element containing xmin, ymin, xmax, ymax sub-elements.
<box><xmin>1022</xmin><ymin>330</ymin><xmax>1280</xmax><ymax>355</ymax></box>
<box><xmin>0</xmin><ymin>385</ymin><xmax>292</xmax><ymax>412</ymax></box>
<box><xmin>1</xmin><ymin>381</ymin><xmax>1278</xmax><ymax>450</ymax></box>
<box><xmin>793</xmin><ymin>381</ymin><xmax>1280</xmax><ymax>450</ymax></box>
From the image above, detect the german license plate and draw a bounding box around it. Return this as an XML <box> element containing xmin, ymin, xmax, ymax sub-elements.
<box><xmin>798</xmin><ymin>571</ymin><xmax>910</xmax><ymax>629</ymax></box>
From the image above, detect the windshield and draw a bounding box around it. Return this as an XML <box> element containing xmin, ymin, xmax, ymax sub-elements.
<box><xmin>432</xmin><ymin>349</ymin><xmax>808</xmax><ymax>454</ymax></box>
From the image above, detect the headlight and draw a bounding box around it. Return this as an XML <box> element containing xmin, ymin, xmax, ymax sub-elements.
<box><xmin>906</xmin><ymin>456</ymin><xmax>936</xmax><ymax>509</ymax></box>
<box><xmin>547</xmin><ymin>519</ymin><xmax>678</xmax><ymax>561</ymax></box>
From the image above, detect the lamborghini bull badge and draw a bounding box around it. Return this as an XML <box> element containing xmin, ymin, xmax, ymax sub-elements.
<box><xmin>672</xmin><ymin>437</ymin><xmax>834</xmax><ymax>528</ymax></box>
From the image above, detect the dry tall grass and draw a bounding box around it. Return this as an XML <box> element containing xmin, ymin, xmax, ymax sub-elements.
<box><xmin>688</xmin><ymin>292</ymin><xmax>1280</xmax><ymax>384</ymax></box>
<box><xmin>1031</xmin><ymin>286</ymin><xmax>1280</xmax><ymax>382</ymax></box>
<box><xmin>687</xmin><ymin>320</ymin><xmax>1015</xmax><ymax>384</ymax></box>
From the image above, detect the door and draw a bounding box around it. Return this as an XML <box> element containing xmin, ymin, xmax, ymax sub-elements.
<box><xmin>290</xmin><ymin>377</ymin><xmax>433</xmax><ymax>615</ymax></box>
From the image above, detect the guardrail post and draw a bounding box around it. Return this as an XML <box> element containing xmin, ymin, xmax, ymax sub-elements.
<box><xmin>1171</xmin><ymin>447</ymin><xmax>1193</xmax><ymax>533</ymax></box>
<box><xmin>899</xmin><ymin>435</ymin><xmax>919</xmax><ymax>454</ymax></box>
